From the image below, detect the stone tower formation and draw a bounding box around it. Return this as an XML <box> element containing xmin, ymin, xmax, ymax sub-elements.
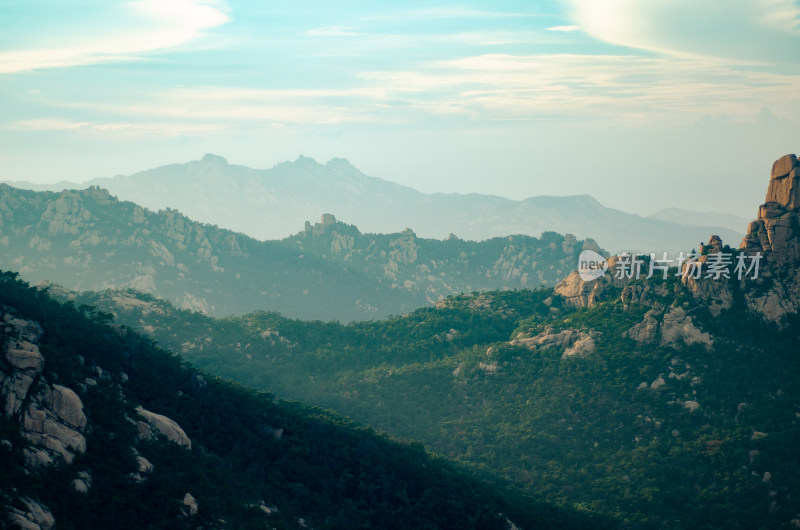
<box><xmin>740</xmin><ymin>154</ymin><xmax>800</xmax><ymax>265</ymax></box>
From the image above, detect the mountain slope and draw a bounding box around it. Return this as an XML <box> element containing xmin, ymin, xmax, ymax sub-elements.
<box><xmin>62</xmin><ymin>154</ymin><xmax>800</xmax><ymax>527</ymax></box>
<box><xmin>9</xmin><ymin>154</ymin><xmax>743</xmax><ymax>253</ymax></box>
<box><xmin>0</xmin><ymin>270</ymin><xmax>600</xmax><ymax>529</ymax></box>
<box><xmin>0</xmin><ymin>184</ymin><xmax>590</xmax><ymax>321</ymax></box>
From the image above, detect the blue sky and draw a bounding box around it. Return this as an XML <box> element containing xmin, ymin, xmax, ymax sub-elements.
<box><xmin>1</xmin><ymin>0</ymin><xmax>800</xmax><ymax>217</ymax></box>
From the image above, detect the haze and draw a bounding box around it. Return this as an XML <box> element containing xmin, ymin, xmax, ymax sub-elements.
<box><xmin>2</xmin><ymin>0</ymin><xmax>800</xmax><ymax>217</ymax></box>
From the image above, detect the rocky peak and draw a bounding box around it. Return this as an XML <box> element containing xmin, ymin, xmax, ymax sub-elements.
<box><xmin>740</xmin><ymin>153</ymin><xmax>800</xmax><ymax>263</ymax></box>
<box><xmin>199</xmin><ymin>153</ymin><xmax>229</xmax><ymax>166</ymax></box>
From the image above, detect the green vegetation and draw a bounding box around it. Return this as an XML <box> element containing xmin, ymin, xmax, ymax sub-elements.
<box><xmin>1</xmin><ymin>271</ymin><xmax>601</xmax><ymax>529</ymax></box>
<box><xmin>69</xmin><ymin>275</ymin><xmax>800</xmax><ymax>528</ymax></box>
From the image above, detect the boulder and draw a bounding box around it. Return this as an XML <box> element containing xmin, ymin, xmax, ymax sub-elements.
<box><xmin>6</xmin><ymin>497</ymin><xmax>55</xmax><ymax>530</ymax></box>
<box><xmin>626</xmin><ymin>309</ymin><xmax>661</xmax><ymax>344</ymax></box>
<box><xmin>22</xmin><ymin>403</ymin><xmax>87</xmax><ymax>463</ymax></box>
<box><xmin>71</xmin><ymin>471</ymin><xmax>93</xmax><ymax>494</ymax></box>
<box><xmin>4</xmin><ymin>316</ymin><xmax>43</xmax><ymax>343</ymax></box>
<box><xmin>511</xmin><ymin>327</ymin><xmax>597</xmax><ymax>358</ymax></box>
<box><xmin>183</xmin><ymin>493</ymin><xmax>199</xmax><ymax>516</ymax></box>
<box><xmin>136</xmin><ymin>407</ymin><xmax>191</xmax><ymax>449</ymax></box>
<box><xmin>5</xmin><ymin>341</ymin><xmax>44</xmax><ymax>372</ymax></box>
<box><xmin>42</xmin><ymin>385</ymin><xmax>86</xmax><ymax>430</ymax></box>
<box><xmin>660</xmin><ymin>306</ymin><xmax>713</xmax><ymax>349</ymax></box>
<box><xmin>136</xmin><ymin>455</ymin><xmax>154</xmax><ymax>474</ymax></box>
<box><xmin>627</xmin><ymin>306</ymin><xmax>713</xmax><ymax>349</ymax></box>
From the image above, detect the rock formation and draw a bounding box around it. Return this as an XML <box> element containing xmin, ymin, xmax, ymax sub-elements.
<box><xmin>0</xmin><ymin>311</ymin><xmax>88</xmax><ymax>468</ymax></box>
<box><xmin>135</xmin><ymin>406</ymin><xmax>192</xmax><ymax>449</ymax></box>
<box><xmin>737</xmin><ymin>153</ymin><xmax>800</xmax><ymax>322</ymax></box>
<box><xmin>510</xmin><ymin>325</ymin><xmax>597</xmax><ymax>358</ymax></box>
<box><xmin>555</xmin><ymin>154</ymin><xmax>800</xmax><ymax>326</ymax></box>
<box><xmin>740</xmin><ymin>154</ymin><xmax>800</xmax><ymax>263</ymax></box>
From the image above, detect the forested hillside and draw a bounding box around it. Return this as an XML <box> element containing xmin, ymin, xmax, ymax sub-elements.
<box><xmin>1</xmin><ymin>271</ymin><xmax>598</xmax><ymax>529</ymax></box>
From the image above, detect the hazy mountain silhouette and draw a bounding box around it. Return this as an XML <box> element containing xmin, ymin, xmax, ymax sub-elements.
<box><xmin>7</xmin><ymin>154</ymin><xmax>743</xmax><ymax>253</ymax></box>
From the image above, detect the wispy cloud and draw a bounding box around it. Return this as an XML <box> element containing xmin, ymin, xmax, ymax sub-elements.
<box><xmin>361</xmin><ymin>6</ymin><xmax>544</xmax><ymax>21</ymax></box>
<box><xmin>358</xmin><ymin>53</ymin><xmax>800</xmax><ymax>123</ymax></box>
<box><xmin>0</xmin><ymin>0</ymin><xmax>229</xmax><ymax>74</ymax></box>
<box><xmin>13</xmin><ymin>50</ymin><xmax>800</xmax><ymax>140</ymax></box>
<box><xmin>546</xmin><ymin>25</ymin><xmax>580</xmax><ymax>32</ymax></box>
<box><xmin>11</xmin><ymin>118</ymin><xmax>227</xmax><ymax>136</ymax></box>
<box><xmin>568</xmin><ymin>0</ymin><xmax>800</xmax><ymax>64</ymax></box>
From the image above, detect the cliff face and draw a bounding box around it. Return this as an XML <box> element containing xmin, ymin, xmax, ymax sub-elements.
<box><xmin>741</xmin><ymin>154</ymin><xmax>800</xmax><ymax>262</ymax></box>
<box><xmin>553</xmin><ymin>154</ymin><xmax>800</xmax><ymax>326</ymax></box>
<box><xmin>736</xmin><ymin>153</ymin><xmax>800</xmax><ymax>321</ymax></box>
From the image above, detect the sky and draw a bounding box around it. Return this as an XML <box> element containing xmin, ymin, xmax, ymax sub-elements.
<box><xmin>1</xmin><ymin>0</ymin><xmax>799</xmax><ymax>217</ymax></box>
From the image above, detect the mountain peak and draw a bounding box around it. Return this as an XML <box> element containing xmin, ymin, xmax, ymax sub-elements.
<box><xmin>200</xmin><ymin>153</ymin><xmax>228</xmax><ymax>165</ymax></box>
<box><xmin>293</xmin><ymin>155</ymin><xmax>322</xmax><ymax>167</ymax></box>
<box><xmin>740</xmin><ymin>152</ymin><xmax>799</xmax><ymax>263</ymax></box>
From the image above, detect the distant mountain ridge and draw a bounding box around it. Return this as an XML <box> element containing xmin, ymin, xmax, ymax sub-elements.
<box><xmin>0</xmin><ymin>185</ymin><xmax>589</xmax><ymax>320</ymax></box>
<box><xmin>5</xmin><ymin>154</ymin><xmax>744</xmax><ymax>253</ymax></box>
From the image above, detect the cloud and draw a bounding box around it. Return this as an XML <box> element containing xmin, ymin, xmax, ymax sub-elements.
<box><xmin>361</xmin><ymin>6</ymin><xmax>543</xmax><ymax>21</ymax></box>
<box><xmin>357</xmin><ymin>53</ymin><xmax>800</xmax><ymax>123</ymax></box>
<box><xmin>568</xmin><ymin>0</ymin><xmax>800</xmax><ymax>64</ymax></box>
<box><xmin>546</xmin><ymin>25</ymin><xmax>580</xmax><ymax>32</ymax></box>
<box><xmin>11</xmin><ymin>118</ymin><xmax>226</xmax><ymax>136</ymax></box>
<box><xmin>0</xmin><ymin>0</ymin><xmax>229</xmax><ymax>74</ymax></box>
<box><xmin>21</xmin><ymin>50</ymin><xmax>799</xmax><ymax>138</ymax></box>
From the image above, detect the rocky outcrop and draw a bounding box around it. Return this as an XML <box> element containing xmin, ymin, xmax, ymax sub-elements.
<box><xmin>740</xmin><ymin>154</ymin><xmax>800</xmax><ymax>261</ymax></box>
<box><xmin>736</xmin><ymin>153</ymin><xmax>800</xmax><ymax>323</ymax></box>
<box><xmin>1</xmin><ymin>311</ymin><xmax>88</xmax><ymax>468</ymax></box>
<box><xmin>136</xmin><ymin>406</ymin><xmax>192</xmax><ymax>449</ymax></box>
<box><xmin>183</xmin><ymin>493</ymin><xmax>199</xmax><ymax>516</ymax></box>
<box><xmin>21</xmin><ymin>384</ymin><xmax>87</xmax><ymax>465</ymax></box>
<box><xmin>511</xmin><ymin>326</ymin><xmax>597</xmax><ymax>358</ymax></box>
<box><xmin>626</xmin><ymin>306</ymin><xmax>713</xmax><ymax>350</ymax></box>
<box><xmin>5</xmin><ymin>497</ymin><xmax>55</xmax><ymax>530</ymax></box>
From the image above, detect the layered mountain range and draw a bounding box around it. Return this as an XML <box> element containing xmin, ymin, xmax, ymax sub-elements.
<box><xmin>0</xmin><ymin>184</ymin><xmax>599</xmax><ymax>321</ymax></box>
<box><xmin>5</xmin><ymin>154</ymin><xmax>743</xmax><ymax>253</ymax></box>
<box><xmin>28</xmin><ymin>153</ymin><xmax>800</xmax><ymax>527</ymax></box>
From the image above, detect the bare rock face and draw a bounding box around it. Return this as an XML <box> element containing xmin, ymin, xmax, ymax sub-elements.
<box><xmin>737</xmin><ymin>153</ymin><xmax>800</xmax><ymax>323</ymax></box>
<box><xmin>1</xmin><ymin>312</ymin><xmax>88</xmax><ymax>468</ymax></box>
<box><xmin>21</xmin><ymin>384</ymin><xmax>88</xmax><ymax>465</ymax></box>
<box><xmin>1</xmin><ymin>313</ymin><xmax>47</xmax><ymax>416</ymax></box>
<box><xmin>136</xmin><ymin>406</ymin><xmax>192</xmax><ymax>449</ymax></box>
<box><xmin>765</xmin><ymin>154</ymin><xmax>800</xmax><ymax>208</ymax></box>
<box><xmin>741</xmin><ymin>153</ymin><xmax>800</xmax><ymax>261</ymax></box>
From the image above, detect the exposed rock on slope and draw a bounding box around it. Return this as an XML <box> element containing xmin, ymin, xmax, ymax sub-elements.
<box><xmin>0</xmin><ymin>312</ymin><xmax>88</xmax><ymax>469</ymax></box>
<box><xmin>626</xmin><ymin>306</ymin><xmax>713</xmax><ymax>350</ymax></box>
<box><xmin>510</xmin><ymin>326</ymin><xmax>598</xmax><ymax>358</ymax></box>
<box><xmin>0</xmin><ymin>306</ymin><xmax>192</xmax><ymax>527</ymax></box>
